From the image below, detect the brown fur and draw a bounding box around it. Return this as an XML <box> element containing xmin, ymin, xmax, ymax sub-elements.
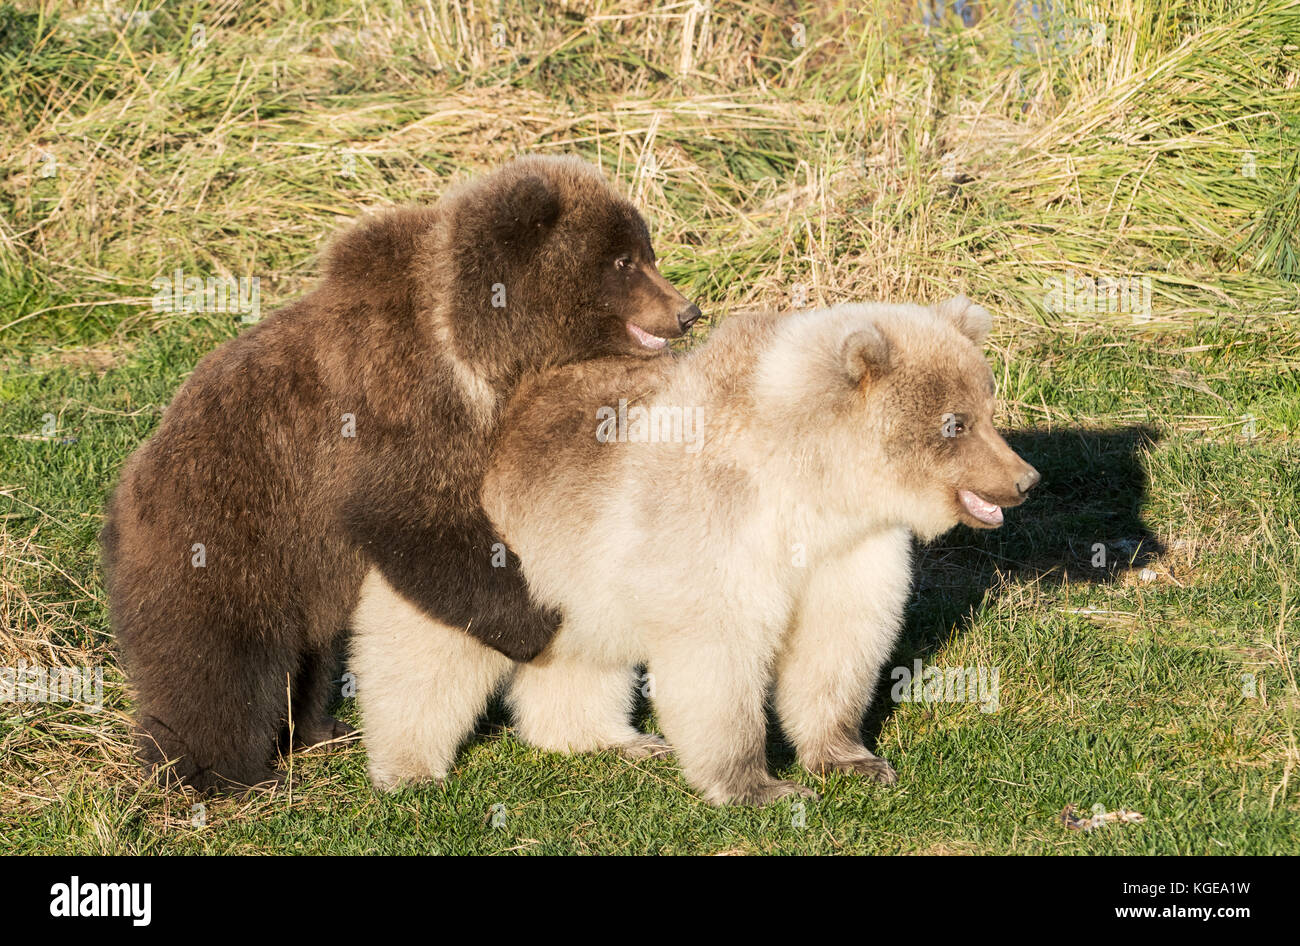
<box><xmin>101</xmin><ymin>155</ymin><xmax>698</xmax><ymax>792</ymax></box>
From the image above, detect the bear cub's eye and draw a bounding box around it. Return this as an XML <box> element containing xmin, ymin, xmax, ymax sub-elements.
<box><xmin>614</xmin><ymin>256</ymin><xmax>633</xmax><ymax>271</ymax></box>
<box><xmin>940</xmin><ymin>413</ymin><xmax>969</xmax><ymax>439</ymax></box>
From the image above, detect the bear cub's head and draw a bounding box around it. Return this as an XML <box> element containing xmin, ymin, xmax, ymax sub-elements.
<box><xmin>757</xmin><ymin>296</ymin><xmax>1040</xmax><ymax>541</ymax></box>
<box><xmin>439</xmin><ymin>155</ymin><xmax>700</xmax><ymax>370</ymax></box>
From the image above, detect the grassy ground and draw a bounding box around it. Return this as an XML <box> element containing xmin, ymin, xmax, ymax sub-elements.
<box><xmin>2</xmin><ymin>0</ymin><xmax>1298</xmax><ymax>854</ymax></box>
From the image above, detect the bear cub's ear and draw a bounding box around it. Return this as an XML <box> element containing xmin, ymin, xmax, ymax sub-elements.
<box><xmin>842</xmin><ymin>323</ymin><xmax>892</xmax><ymax>386</ymax></box>
<box><xmin>493</xmin><ymin>174</ymin><xmax>562</xmax><ymax>249</ymax></box>
<box><xmin>934</xmin><ymin>294</ymin><xmax>993</xmax><ymax>345</ymax></box>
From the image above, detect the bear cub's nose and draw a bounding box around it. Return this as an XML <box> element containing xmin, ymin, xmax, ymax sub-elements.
<box><xmin>678</xmin><ymin>304</ymin><xmax>702</xmax><ymax>333</ymax></box>
<box><xmin>1016</xmin><ymin>466</ymin><xmax>1041</xmax><ymax>495</ymax></box>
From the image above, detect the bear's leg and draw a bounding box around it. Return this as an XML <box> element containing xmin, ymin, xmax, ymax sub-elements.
<box><xmin>129</xmin><ymin>623</ymin><xmax>290</xmax><ymax>793</ymax></box>
<box><xmin>351</xmin><ymin>510</ymin><xmax>562</xmax><ymax>663</ymax></box>
<box><xmin>285</xmin><ymin>643</ymin><xmax>358</xmax><ymax>750</ymax></box>
<box><xmin>350</xmin><ymin>568</ymin><xmax>511</xmax><ymax>791</ymax></box>
<box><xmin>647</xmin><ymin>638</ymin><xmax>815</xmax><ymax>806</ymax></box>
<box><xmin>506</xmin><ymin>657</ymin><xmax>668</xmax><ymax>759</ymax></box>
<box><xmin>775</xmin><ymin>528</ymin><xmax>912</xmax><ymax>785</ymax></box>
<box><xmin>137</xmin><ymin>716</ymin><xmax>281</xmax><ymax>793</ymax></box>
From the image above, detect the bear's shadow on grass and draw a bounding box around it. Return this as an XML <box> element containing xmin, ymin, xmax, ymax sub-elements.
<box><xmin>473</xmin><ymin>426</ymin><xmax>1162</xmax><ymax>776</ymax></box>
<box><xmin>783</xmin><ymin>424</ymin><xmax>1163</xmax><ymax>771</ymax></box>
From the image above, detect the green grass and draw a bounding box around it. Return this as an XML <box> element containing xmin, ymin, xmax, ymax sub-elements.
<box><xmin>2</xmin><ymin>0</ymin><xmax>1298</xmax><ymax>854</ymax></box>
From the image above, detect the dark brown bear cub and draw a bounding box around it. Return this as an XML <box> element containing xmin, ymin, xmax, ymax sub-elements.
<box><xmin>101</xmin><ymin>155</ymin><xmax>699</xmax><ymax>792</ymax></box>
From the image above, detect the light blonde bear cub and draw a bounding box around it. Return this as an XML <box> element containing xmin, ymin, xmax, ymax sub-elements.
<box><xmin>351</xmin><ymin>297</ymin><xmax>1039</xmax><ymax>805</ymax></box>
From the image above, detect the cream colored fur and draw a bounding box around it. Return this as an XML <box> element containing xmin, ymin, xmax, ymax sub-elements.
<box><xmin>350</xmin><ymin>569</ymin><xmax>512</xmax><ymax>789</ymax></box>
<box><xmin>351</xmin><ymin>571</ymin><xmax>668</xmax><ymax>789</ymax></box>
<box><xmin>430</xmin><ymin>306</ymin><xmax>497</xmax><ymax>428</ymax></box>
<box><xmin>355</xmin><ymin>298</ymin><xmax>1004</xmax><ymax>805</ymax></box>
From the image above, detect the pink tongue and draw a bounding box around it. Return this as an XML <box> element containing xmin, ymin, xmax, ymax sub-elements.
<box><xmin>627</xmin><ymin>321</ymin><xmax>668</xmax><ymax>350</ymax></box>
<box><xmin>959</xmin><ymin>489</ymin><xmax>1003</xmax><ymax>525</ymax></box>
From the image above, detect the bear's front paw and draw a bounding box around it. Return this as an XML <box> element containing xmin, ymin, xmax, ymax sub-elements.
<box><xmin>617</xmin><ymin>733</ymin><xmax>673</xmax><ymax>760</ymax></box>
<box><xmin>367</xmin><ymin>762</ymin><xmax>445</xmax><ymax>794</ymax></box>
<box><xmin>713</xmin><ymin>777</ymin><xmax>819</xmax><ymax>806</ymax></box>
<box><xmin>293</xmin><ymin>715</ymin><xmax>360</xmax><ymax>750</ymax></box>
<box><xmin>813</xmin><ymin>754</ymin><xmax>898</xmax><ymax>785</ymax></box>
